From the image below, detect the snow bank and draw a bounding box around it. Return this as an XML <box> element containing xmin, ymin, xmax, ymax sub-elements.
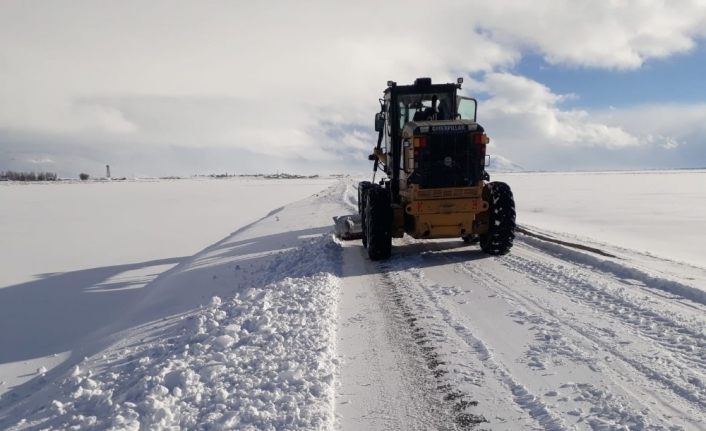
<box><xmin>6</xmin><ymin>234</ymin><xmax>342</xmax><ymax>431</ymax></box>
<box><xmin>0</xmin><ymin>177</ymin><xmax>334</xmax><ymax>395</ymax></box>
<box><xmin>521</xmin><ymin>235</ymin><xmax>706</xmax><ymax>306</ymax></box>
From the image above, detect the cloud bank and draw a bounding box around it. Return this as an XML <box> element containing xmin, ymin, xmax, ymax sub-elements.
<box><xmin>1</xmin><ymin>0</ymin><xmax>705</xmax><ymax>175</ymax></box>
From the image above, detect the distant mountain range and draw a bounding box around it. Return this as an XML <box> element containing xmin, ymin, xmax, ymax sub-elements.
<box><xmin>486</xmin><ymin>154</ymin><xmax>525</xmax><ymax>172</ymax></box>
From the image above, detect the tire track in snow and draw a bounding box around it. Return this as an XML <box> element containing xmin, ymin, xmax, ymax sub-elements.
<box><xmin>336</xmin><ymin>182</ymin><xmax>454</xmax><ymax>430</ymax></box>
<box><xmin>335</xmin><ymin>252</ymin><xmax>445</xmax><ymax>430</ymax></box>
<box><xmin>456</xmin><ymin>241</ymin><xmax>706</xmax><ymax>424</ymax></box>
<box><xmin>395</xmin><ymin>237</ymin><xmax>696</xmax><ymax>428</ymax></box>
<box><xmin>499</xmin><ymin>246</ymin><xmax>706</xmax><ymax>407</ymax></box>
<box><xmin>460</xmin><ymin>261</ymin><xmax>698</xmax><ymax>429</ymax></box>
<box><xmin>346</xmin><ymin>179</ymin><xmax>704</xmax><ymax>427</ymax></box>
<box><xmin>384</xmin><ymin>252</ymin><xmax>569</xmax><ymax>431</ymax></box>
<box><xmin>511</xmin><ymin>248</ymin><xmax>706</xmax><ymax>368</ymax></box>
<box><xmin>376</xmin><ymin>259</ymin><xmax>489</xmax><ymax>430</ymax></box>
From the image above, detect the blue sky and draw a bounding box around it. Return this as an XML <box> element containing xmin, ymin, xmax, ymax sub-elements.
<box><xmin>1</xmin><ymin>1</ymin><xmax>705</xmax><ymax>176</ymax></box>
<box><xmin>513</xmin><ymin>46</ymin><xmax>706</xmax><ymax>109</ymax></box>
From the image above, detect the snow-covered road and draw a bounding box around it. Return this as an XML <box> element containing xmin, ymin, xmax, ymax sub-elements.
<box><xmin>2</xmin><ymin>178</ymin><xmax>705</xmax><ymax>430</ymax></box>
<box><xmin>336</xmin><ymin>231</ymin><xmax>705</xmax><ymax>428</ymax></box>
<box><xmin>343</xmin><ymin>236</ymin><xmax>706</xmax><ymax>429</ymax></box>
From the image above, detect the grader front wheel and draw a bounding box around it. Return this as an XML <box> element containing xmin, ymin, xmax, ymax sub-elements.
<box><xmin>358</xmin><ymin>181</ymin><xmax>372</xmax><ymax>248</ymax></box>
<box><xmin>479</xmin><ymin>182</ymin><xmax>516</xmax><ymax>255</ymax></box>
<box><xmin>364</xmin><ymin>185</ymin><xmax>392</xmax><ymax>261</ymax></box>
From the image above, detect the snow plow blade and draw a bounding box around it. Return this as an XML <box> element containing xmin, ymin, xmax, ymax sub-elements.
<box><xmin>333</xmin><ymin>214</ymin><xmax>363</xmax><ymax>240</ymax></box>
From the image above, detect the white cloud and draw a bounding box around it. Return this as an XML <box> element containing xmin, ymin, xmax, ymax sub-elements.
<box><xmin>593</xmin><ymin>102</ymin><xmax>706</xmax><ymax>149</ymax></box>
<box><xmin>474</xmin><ymin>73</ymin><xmax>640</xmax><ymax>150</ymax></box>
<box><xmin>466</xmin><ymin>74</ymin><xmax>706</xmax><ymax>170</ymax></box>
<box><xmin>477</xmin><ymin>1</ymin><xmax>706</xmax><ymax>69</ymax></box>
<box><xmin>1</xmin><ymin>1</ymin><xmax>706</xmax><ymax>173</ymax></box>
<box><xmin>72</xmin><ymin>103</ymin><xmax>138</xmax><ymax>134</ymax></box>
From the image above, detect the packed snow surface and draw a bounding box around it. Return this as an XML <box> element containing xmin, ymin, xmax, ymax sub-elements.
<box><xmin>2</xmin><ymin>171</ymin><xmax>706</xmax><ymax>430</ymax></box>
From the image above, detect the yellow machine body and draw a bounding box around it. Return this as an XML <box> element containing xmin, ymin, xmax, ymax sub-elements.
<box><xmin>393</xmin><ymin>184</ymin><xmax>490</xmax><ymax>239</ymax></box>
<box><xmin>348</xmin><ymin>77</ymin><xmax>516</xmax><ymax>260</ymax></box>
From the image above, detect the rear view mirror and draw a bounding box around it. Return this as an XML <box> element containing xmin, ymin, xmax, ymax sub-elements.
<box><xmin>374</xmin><ymin>113</ymin><xmax>385</xmax><ymax>132</ymax></box>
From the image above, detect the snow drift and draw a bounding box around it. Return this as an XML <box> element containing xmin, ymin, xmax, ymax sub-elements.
<box><xmin>1</xmin><ymin>184</ymin><xmax>347</xmax><ymax>431</ymax></box>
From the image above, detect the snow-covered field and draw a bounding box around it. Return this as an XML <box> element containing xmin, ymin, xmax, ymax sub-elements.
<box><xmin>0</xmin><ymin>178</ymin><xmax>336</xmax><ymax>288</ymax></box>
<box><xmin>495</xmin><ymin>170</ymin><xmax>706</xmax><ymax>268</ymax></box>
<box><xmin>0</xmin><ymin>177</ymin><xmax>336</xmax><ymax>400</ymax></box>
<box><xmin>1</xmin><ymin>171</ymin><xmax>705</xmax><ymax>430</ymax></box>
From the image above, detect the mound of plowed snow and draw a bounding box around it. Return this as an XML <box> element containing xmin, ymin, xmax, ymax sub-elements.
<box><xmin>1</xmin><ymin>182</ymin><xmax>348</xmax><ymax>431</ymax></box>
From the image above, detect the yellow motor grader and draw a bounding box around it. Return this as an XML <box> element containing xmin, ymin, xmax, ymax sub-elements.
<box><xmin>335</xmin><ymin>77</ymin><xmax>516</xmax><ymax>260</ymax></box>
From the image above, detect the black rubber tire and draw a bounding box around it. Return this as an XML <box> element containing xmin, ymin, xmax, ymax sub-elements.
<box><xmin>357</xmin><ymin>181</ymin><xmax>371</xmax><ymax>215</ymax></box>
<box><xmin>479</xmin><ymin>182</ymin><xmax>516</xmax><ymax>255</ymax></box>
<box><xmin>365</xmin><ymin>185</ymin><xmax>392</xmax><ymax>260</ymax></box>
<box><xmin>358</xmin><ymin>181</ymin><xmax>372</xmax><ymax>247</ymax></box>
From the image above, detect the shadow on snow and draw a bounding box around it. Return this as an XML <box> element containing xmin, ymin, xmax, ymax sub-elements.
<box><xmin>0</xmin><ymin>215</ymin><xmax>489</xmax><ymax>418</ymax></box>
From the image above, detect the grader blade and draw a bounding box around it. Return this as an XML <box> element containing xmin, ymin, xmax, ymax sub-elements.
<box><xmin>333</xmin><ymin>214</ymin><xmax>363</xmax><ymax>240</ymax></box>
